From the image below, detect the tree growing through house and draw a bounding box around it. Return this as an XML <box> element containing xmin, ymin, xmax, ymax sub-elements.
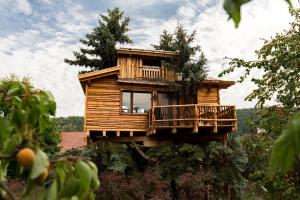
<box><xmin>154</xmin><ymin>24</ymin><xmax>207</xmax><ymax>96</ymax></box>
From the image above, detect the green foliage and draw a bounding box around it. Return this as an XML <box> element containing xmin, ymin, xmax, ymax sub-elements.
<box><xmin>234</xmin><ymin>108</ymin><xmax>256</xmax><ymax>135</ymax></box>
<box><xmin>154</xmin><ymin>24</ymin><xmax>207</xmax><ymax>95</ymax></box>
<box><xmin>147</xmin><ymin>141</ymin><xmax>247</xmax><ymax>198</ymax></box>
<box><xmin>0</xmin><ymin>75</ymin><xmax>61</xmax><ymax>155</ymax></box>
<box><xmin>0</xmin><ymin>76</ymin><xmax>99</xmax><ymax>199</ymax></box>
<box><xmin>220</xmin><ymin>8</ymin><xmax>300</xmax><ymax>108</ymax></box>
<box><xmin>45</xmin><ymin>160</ymin><xmax>99</xmax><ymax>200</ymax></box>
<box><xmin>223</xmin><ymin>0</ymin><xmax>292</xmax><ymax>27</ymax></box>
<box><xmin>64</xmin><ymin>142</ymin><xmax>135</xmax><ymax>173</ymax></box>
<box><xmin>270</xmin><ymin>112</ymin><xmax>300</xmax><ymax>176</ymax></box>
<box><xmin>55</xmin><ymin>116</ymin><xmax>83</xmax><ymax>132</ymax></box>
<box><xmin>65</xmin><ymin>7</ymin><xmax>132</xmax><ymax>71</ymax></box>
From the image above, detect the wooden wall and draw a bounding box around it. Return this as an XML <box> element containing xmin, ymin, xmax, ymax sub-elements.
<box><xmin>117</xmin><ymin>55</ymin><xmax>177</xmax><ymax>81</ymax></box>
<box><xmin>85</xmin><ymin>75</ymin><xmax>169</xmax><ymax>132</ymax></box>
<box><xmin>197</xmin><ymin>86</ymin><xmax>220</xmax><ymax>105</ymax></box>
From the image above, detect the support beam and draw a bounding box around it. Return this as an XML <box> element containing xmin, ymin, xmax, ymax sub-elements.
<box><xmin>116</xmin><ymin>131</ymin><xmax>120</xmax><ymax>137</ymax></box>
<box><xmin>102</xmin><ymin>131</ymin><xmax>106</xmax><ymax>137</ymax></box>
<box><xmin>130</xmin><ymin>131</ymin><xmax>133</xmax><ymax>137</ymax></box>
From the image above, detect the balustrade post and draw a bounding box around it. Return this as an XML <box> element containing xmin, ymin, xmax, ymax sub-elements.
<box><xmin>193</xmin><ymin>105</ymin><xmax>199</xmax><ymax>133</ymax></box>
<box><xmin>213</xmin><ymin>106</ymin><xmax>218</xmax><ymax>133</ymax></box>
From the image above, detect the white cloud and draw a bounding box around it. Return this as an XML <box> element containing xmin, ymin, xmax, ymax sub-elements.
<box><xmin>15</xmin><ymin>0</ymin><xmax>32</xmax><ymax>15</ymax></box>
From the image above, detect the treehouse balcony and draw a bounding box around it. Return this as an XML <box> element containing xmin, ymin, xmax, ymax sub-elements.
<box><xmin>117</xmin><ymin>48</ymin><xmax>178</xmax><ymax>82</ymax></box>
<box><xmin>149</xmin><ymin>104</ymin><xmax>237</xmax><ymax>134</ymax></box>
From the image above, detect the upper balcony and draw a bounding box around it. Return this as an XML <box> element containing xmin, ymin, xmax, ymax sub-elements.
<box><xmin>117</xmin><ymin>48</ymin><xmax>178</xmax><ymax>82</ymax></box>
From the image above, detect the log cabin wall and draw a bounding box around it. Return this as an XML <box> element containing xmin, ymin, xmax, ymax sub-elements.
<box><xmin>118</xmin><ymin>55</ymin><xmax>142</xmax><ymax>79</ymax></box>
<box><xmin>197</xmin><ymin>86</ymin><xmax>220</xmax><ymax>105</ymax></box>
<box><xmin>85</xmin><ymin>75</ymin><xmax>169</xmax><ymax>132</ymax></box>
<box><xmin>117</xmin><ymin>55</ymin><xmax>177</xmax><ymax>81</ymax></box>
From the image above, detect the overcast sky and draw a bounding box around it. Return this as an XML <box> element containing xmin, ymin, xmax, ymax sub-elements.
<box><xmin>0</xmin><ymin>0</ymin><xmax>299</xmax><ymax>116</ymax></box>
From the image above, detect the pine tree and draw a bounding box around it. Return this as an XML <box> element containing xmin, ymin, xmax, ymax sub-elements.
<box><xmin>154</xmin><ymin>24</ymin><xmax>207</xmax><ymax>95</ymax></box>
<box><xmin>65</xmin><ymin>7</ymin><xmax>132</xmax><ymax>71</ymax></box>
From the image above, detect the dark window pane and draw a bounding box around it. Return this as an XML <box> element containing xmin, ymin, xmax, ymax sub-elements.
<box><xmin>142</xmin><ymin>59</ymin><xmax>161</xmax><ymax>67</ymax></box>
<box><xmin>122</xmin><ymin>92</ymin><xmax>131</xmax><ymax>113</ymax></box>
<box><xmin>133</xmin><ymin>93</ymin><xmax>151</xmax><ymax>113</ymax></box>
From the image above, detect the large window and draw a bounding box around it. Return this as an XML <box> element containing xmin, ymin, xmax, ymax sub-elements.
<box><xmin>122</xmin><ymin>92</ymin><xmax>151</xmax><ymax>114</ymax></box>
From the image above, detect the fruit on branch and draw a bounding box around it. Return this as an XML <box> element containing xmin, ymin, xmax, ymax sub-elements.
<box><xmin>16</xmin><ymin>148</ymin><xmax>36</xmax><ymax>169</ymax></box>
<box><xmin>35</xmin><ymin>169</ymin><xmax>49</xmax><ymax>185</ymax></box>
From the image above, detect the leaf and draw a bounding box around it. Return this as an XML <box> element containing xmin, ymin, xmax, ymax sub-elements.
<box><xmin>2</xmin><ymin>134</ymin><xmax>22</xmax><ymax>155</ymax></box>
<box><xmin>269</xmin><ymin>112</ymin><xmax>300</xmax><ymax>176</ymax></box>
<box><xmin>223</xmin><ymin>0</ymin><xmax>251</xmax><ymax>28</ymax></box>
<box><xmin>29</xmin><ymin>149</ymin><xmax>49</xmax><ymax>179</ymax></box>
<box><xmin>75</xmin><ymin>160</ymin><xmax>92</xmax><ymax>198</ymax></box>
<box><xmin>7</xmin><ymin>85</ymin><xmax>21</xmax><ymax>96</ymax></box>
<box><xmin>45</xmin><ymin>180</ymin><xmax>58</xmax><ymax>200</ymax></box>
<box><xmin>60</xmin><ymin>175</ymin><xmax>81</xmax><ymax>198</ymax></box>
<box><xmin>0</xmin><ymin>119</ymin><xmax>13</xmax><ymax>142</ymax></box>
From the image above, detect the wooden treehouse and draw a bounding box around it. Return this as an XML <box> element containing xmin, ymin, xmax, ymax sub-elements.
<box><xmin>79</xmin><ymin>48</ymin><xmax>237</xmax><ymax>147</ymax></box>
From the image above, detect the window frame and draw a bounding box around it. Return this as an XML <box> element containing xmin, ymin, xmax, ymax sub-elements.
<box><xmin>120</xmin><ymin>90</ymin><xmax>152</xmax><ymax>115</ymax></box>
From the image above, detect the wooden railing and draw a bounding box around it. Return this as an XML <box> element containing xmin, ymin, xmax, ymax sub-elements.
<box><xmin>139</xmin><ymin>66</ymin><xmax>165</xmax><ymax>79</ymax></box>
<box><xmin>150</xmin><ymin>104</ymin><xmax>237</xmax><ymax>133</ymax></box>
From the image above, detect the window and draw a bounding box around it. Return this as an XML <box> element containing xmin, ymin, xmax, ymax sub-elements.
<box><xmin>122</xmin><ymin>92</ymin><xmax>151</xmax><ymax>114</ymax></box>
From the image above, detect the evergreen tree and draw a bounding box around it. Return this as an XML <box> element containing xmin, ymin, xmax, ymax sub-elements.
<box><xmin>154</xmin><ymin>24</ymin><xmax>207</xmax><ymax>95</ymax></box>
<box><xmin>65</xmin><ymin>7</ymin><xmax>132</xmax><ymax>71</ymax></box>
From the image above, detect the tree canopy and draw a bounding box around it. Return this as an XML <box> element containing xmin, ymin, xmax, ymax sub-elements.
<box><xmin>65</xmin><ymin>7</ymin><xmax>132</xmax><ymax>71</ymax></box>
<box><xmin>219</xmin><ymin>8</ymin><xmax>300</xmax><ymax>109</ymax></box>
<box><xmin>154</xmin><ymin>25</ymin><xmax>207</xmax><ymax>95</ymax></box>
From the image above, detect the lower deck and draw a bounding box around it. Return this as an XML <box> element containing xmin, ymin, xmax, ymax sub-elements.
<box><xmin>88</xmin><ymin>104</ymin><xmax>236</xmax><ymax>147</ymax></box>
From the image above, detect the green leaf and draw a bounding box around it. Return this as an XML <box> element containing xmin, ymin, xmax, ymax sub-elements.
<box><xmin>75</xmin><ymin>160</ymin><xmax>92</xmax><ymax>198</ymax></box>
<box><xmin>60</xmin><ymin>175</ymin><xmax>81</xmax><ymax>198</ymax></box>
<box><xmin>223</xmin><ymin>0</ymin><xmax>251</xmax><ymax>28</ymax></box>
<box><xmin>17</xmin><ymin>109</ymin><xmax>28</xmax><ymax>124</ymax></box>
<box><xmin>3</xmin><ymin>134</ymin><xmax>22</xmax><ymax>155</ymax></box>
<box><xmin>29</xmin><ymin>149</ymin><xmax>49</xmax><ymax>179</ymax></box>
<box><xmin>269</xmin><ymin>112</ymin><xmax>300</xmax><ymax>176</ymax></box>
<box><xmin>12</xmin><ymin>96</ymin><xmax>22</xmax><ymax>108</ymax></box>
<box><xmin>7</xmin><ymin>85</ymin><xmax>21</xmax><ymax>96</ymax></box>
<box><xmin>45</xmin><ymin>180</ymin><xmax>58</xmax><ymax>200</ymax></box>
<box><xmin>0</xmin><ymin>119</ymin><xmax>13</xmax><ymax>142</ymax></box>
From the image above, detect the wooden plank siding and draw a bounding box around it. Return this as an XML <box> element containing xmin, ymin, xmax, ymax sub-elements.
<box><xmin>197</xmin><ymin>87</ymin><xmax>220</xmax><ymax>105</ymax></box>
<box><xmin>85</xmin><ymin>75</ymin><xmax>170</xmax><ymax>133</ymax></box>
<box><xmin>117</xmin><ymin>55</ymin><xmax>177</xmax><ymax>81</ymax></box>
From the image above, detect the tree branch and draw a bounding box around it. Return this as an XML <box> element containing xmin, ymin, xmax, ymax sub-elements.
<box><xmin>130</xmin><ymin>142</ymin><xmax>157</xmax><ymax>162</ymax></box>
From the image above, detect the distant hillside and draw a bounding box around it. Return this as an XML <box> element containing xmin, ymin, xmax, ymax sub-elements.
<box><xmin>55</xmin><ymin>116</ymin><xmax>84</xmax><ymax>132</ymax></box>
<box><xmin>235</xmin><ymin>108</ymin><xmax>256</xmax><ymax>135</ymax></box>
<box><xmin>55</xmin><ymin>109</ymin><xmax>256</xmax><ymax>134</ymax></box>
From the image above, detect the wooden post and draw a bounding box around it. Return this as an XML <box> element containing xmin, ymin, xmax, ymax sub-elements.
<box><xmin>213</xmin><ymin>106</ymin><xmax>218</xmax><ymax>133</ymax></box>
<box><xmin>193</xmin><ymin>104</ymin><xmax>199</xmax><ymax>133</ymax></box>
<box><xmin>116</xmin><ymin>131</ymin><xmax>120</xmax><ymax>137</ymax></box>
<box><xmin>233</xmin><ymin>105</ymin><xmax>237</xmax><ymax>131</ymax></box>
<box><xmin>84</xmin><ymin>83</ymin><xmax>88</xmax><ymax>132</ymax></box>
<box><xmin>130</xmin><ymin>131</ymin><xmax>133</xmax><ymax>137</ymax></box>
<box><xmin>102</xmin><ymin>130</ymin><xmax>106</xmax><ymax>137</ymax></box>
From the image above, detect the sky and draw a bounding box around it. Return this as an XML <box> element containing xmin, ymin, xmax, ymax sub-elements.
<box><xmin>0</xmin><ymin>0</ymin><xmax>299</xmax><ymax>116</ymax></box>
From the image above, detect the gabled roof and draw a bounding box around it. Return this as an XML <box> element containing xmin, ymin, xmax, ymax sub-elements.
<box><xmin>201</xmin><ymin>77</ymin><xmax>235</xmax><ymax>89</ymax></box>
<box><xmin>117</xmin><ymin>48</ymin><xmax>177</xmax><ymax>58</ymax></box>
<box><xmin>78</xmin><ymin>66</ymin><xmax>120</xmax><ymax>82</ymax></box>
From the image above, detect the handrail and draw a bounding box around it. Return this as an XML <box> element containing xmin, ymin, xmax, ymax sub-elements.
<box><xmin>151</xmin><ymin>104</ymin><xmax>237</xmax><ymax>133</ymax></box>
<box><xmin>153</xmin><ymin>104</ymin><xmax>236</xmax><ymax>108</ymax></box>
